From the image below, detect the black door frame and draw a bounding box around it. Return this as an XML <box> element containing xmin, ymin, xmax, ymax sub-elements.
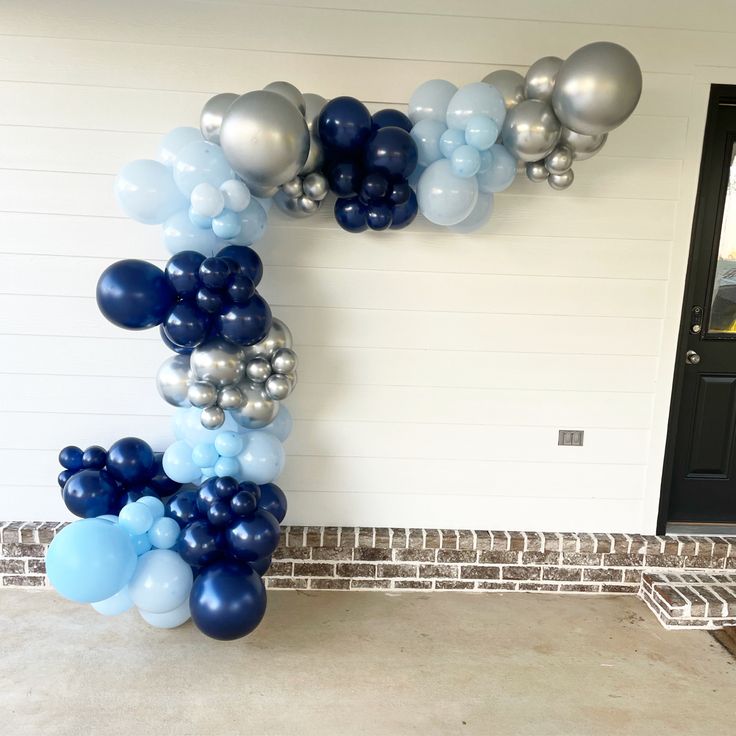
<box><xmin>657</xmin><ymin>84</ymin><xmax>736</xmax><ymax>533</ymax></box>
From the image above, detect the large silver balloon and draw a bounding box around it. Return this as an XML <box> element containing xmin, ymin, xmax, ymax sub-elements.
<box><xmin>200</xmin><ymin>93</ymin><xmax>238</xmax><ymax>145</ymax></box>
<box><xmin>548</xmin><ymin>169</ymin><xmax>574</xmax><ymax>190</ymax></box>
<box><xmin>220</xmin><ymin>90</ymin><xmax>310</xmax><ymax>189</ymax></box>
<box><xmin>231</xmin><ymin>381</ymin><xmax>280</xmax><ymax>429</ymax></box>
<box><xmin>246</xmin><ymin>318</ymin><xmax>293</xmax><ymax>357</ymax></box>
<box><xmin>156</xmin><ymin>354</ymin><xmax>191</xmax><ymax>407</ymax></box>
<box><xmin>552</xmin><ymin>42</ymin><xmax>642</xmax><ymax>136</ymax></box>
<box><xmin>303</xmin><ymin>93</ymin><xmax>327</xmax><ymax>132</ymax></box>
<box><xmin>559</xmin><ymin>127</ymin><xmax>607</xmax><ymax>161</ymax></box>
<box><xmin>524</xmin><ymin>56</ymin><xmax>563</xmax><ymax>103</ymax></box>
<box><xmin>481</xmin><ymin>70</ymin><xmax>525</xmax><ymax>109</ymax></box>
<box><xmin>299</xmin><ymin>133</ymin><xmax>324</xmax><ymax>176</ymax></box>
<box><xmin>190</xmin><ymin>338</ymin><xmax>245</xmax><ymax>389</ymax></box>
<box><xmin>502</xmin><ymin>100</ymin><xmax>561</xmax><ymax>162</ymax></box>
<box><xmin>544</xmin><ymin>145</ymin><xmax>573</xmax><ymax>175</ymax></box>
<box><xmin>263</xmin><ymin>81</ymin><xmax>306</xmax><ymax>115</ymax></box>
<box><xmin>248</xmin><ymin>182</ymin><xmax>281</xmax><ymax>199</ymax></box>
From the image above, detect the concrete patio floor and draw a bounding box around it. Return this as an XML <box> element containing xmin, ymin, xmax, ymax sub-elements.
<box><xmin>1</xmin><ymin>589</ymin><xmax>734</xmax><ymax>735</ymax></box>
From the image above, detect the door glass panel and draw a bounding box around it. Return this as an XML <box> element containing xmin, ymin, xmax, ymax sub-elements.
<box><xmin>709</xmin><ymin>141</ymin><xmax>736</xmax><ymax>334</ymax></box>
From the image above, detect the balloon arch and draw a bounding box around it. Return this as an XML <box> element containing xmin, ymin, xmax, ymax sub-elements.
<box><xmin>46</xmin><ymin>42</ymin><xmax>643</xmax><ymax>640</ymax></box>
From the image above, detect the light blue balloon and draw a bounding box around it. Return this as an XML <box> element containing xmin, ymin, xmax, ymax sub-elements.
<box><xmin>439</xmin><ymin>128</ymin><xmax>465</xmax><ymax>159</ymax></box>
<box><xmin>409</xmin><ymin>79</ymin><xmax>458</xmax><ymax>124</ymax></box>
<box><xmin>46</xmin><ymin>519</ymin><xmax>137</xmax><ymax>603</ymax></box>
<box><xmin>464</xmin><ymin>115</ymin><xmax>499</xmax><ymax>151</ymax></box>
<box><xmin>188</xmin><ymin>207</ymin><xmax>213</xmax><ymax>229</ymax></box>
<box><xmin>446</xmin><ymin>82</ymin><xmax>506</xmax><ymax>131</ymax></box>
<box><xmin>97</xmin><ymin>514</ymin><xmax>119</xmax><ymax>524</ymax></box>
<box><xmin>119</xmin><ymin>502</ymin><xmax>154</xmax><ymax>536</ymax></box>
<box><xmin>147</xmin><ymin>517</ymin><xmax>181</xmax><ymax>550</ymax></box>
<box><xmin>162</xmin><ymin>439</ymin><xmax>200</xmax><ymax>484</ymax></box>
<box><xmin>174</xmin><ymin>406</ymin><xmax>239</xmax><ymax>446</ymax></box>
<box><xmin>139</xmin><ymin>598</ymin><xmax>191</xmax><ymax>629</ymax></box>
<box><xmin>192</xmin><ymin>442</ymin><xmax>219</xmax><ymax>468</ymax></box>
<box><xmin>228</xmin><ymin>198</ymin><xmax>267</xmax><ymax>245</ymax></box>
<box><xmin>214</xmin><ymin>431</ymin><xmax>244</xmax><ymax>458</ymax></box>
<box><xmin>237</xmin><ymin>430</ymin><xmax>285</xmax><ymax>485</ymax></box>
<box><xmin>416</xmin><ymin>159</ymin><xmax>479</xmax><ymax>227</ymax></box>
<box><xmin>115</xmin><ymin>159</ymin><xmax>187</xmax><ymax>225</ymax></box>
<box><xmin>128</xmin><ymin>549</ymin><xmax>193</xmax><ymax>614</ymax></box>
<box><xmin>91</xmin><ymin>586</ymin><xmax>133</xmax><ymax>616</ymax></box>
<box><xmin>173</xmin><ymin>140</ymin><xmax>235</xmax><ymax>196</ymax></box>
<box><xmin>212</xmin><ymin>209</ymin><xmax>242</xmax><ymax>240</ymax></box>
<box><xmin>163</xmin><ymin>209</ymin><xmax>223</xmax><ymax>257</ymax></box>
<box><xmin>263</xmin><ymin>405</ymin><xmax>293</xmax><ymax>442</ymax></box>
<box><xmin>157</xmin><ymin>127</ymin><xmax>202</xmax><ymax>167</ymax></box>
<box><xmin>451</xmin><ymin>145</ymin><xmax>481</xmax><ymax>178</ymax></box>
<box><xmin>477</xmin><ymin>144</ymin><xmax>517</xmax><ymax>193</ymax></box>
<box><xmin>214</xmin><ymin>455</ymin><xmax>240</xmax><ymax>478</ymax></box>
<box><xmin>201</xmin><ymin>466</ymin><xmax>217</xmax><ymax>479</ymax></box>
<box><xmin>137</xmin><ymin>496</ymin><xmax>165</xmax><ymax>520</ymax></box>
<box><xmin>409</xmin><ymin>119</ymin><xmax>446</xmax><ymax>167</ymax></box>
<box><xmin>450</xmin><ymin>192</ymin><xmax>495</xmax><ymax>233</ymax></box>
<box><xmin>130</xmin><ymin>533</ymin><xmax>153</xmax><ymax>556</ymax></box>
<box><xmin>478</xmin><ymin>150</ymin><xmax>493</xmax><ymax>174</ymax></box>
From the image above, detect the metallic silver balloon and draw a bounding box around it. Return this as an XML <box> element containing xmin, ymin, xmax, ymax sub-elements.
<box><xmin>263</xmin><ymin>81</ymin><xmax>306</xmax><ymax>115</ymax></box>
<box><xmin>200</xmin><ymin>93</ymin><xmax>238</xmax><ymax>145</ymax></box>
<box><xmin>548</xmin><ymin>169</ymin><xmax>574</xmax><ymax>190</ymax></box>
<box><xmin>217</xmin><ymin>385</ymin><xmax>244</xmax><ymax>410</ymax></box>
<box><xmin>200</xmin><ymin>405</ymin><xmax>225</xmax><ymax>430</ymax></box>
<box><xmin>220</xmin><ymin>91</ymin><xmax>310</xmax><ymax>189</ymax></box>
<box><xmin>298</xmin><ymin>196</ymin><xmax>321</xmax><ymax>215</ymax></box>
<box><xmin>246</xmin><ymin>318</ymin><xmax>293</xmax><ymax>357</ymax></box>
<box><xmin>282</xmin><ymin>177</ymin><xmax>303</xmax><ymax>199</ymax></box>
<box><xmin>501</xmin><ymin>100</ymin><xmax>561</xmax><ymax>162</ymax></box>
<box><xmin>481</xmin><ymin>70</ymin><xmax>525</xmax><ymax>109</ymax></box>
<box><xmin>271</xmin><ymin>347</ymin><xmax>297</xmax><ymax>375</ymax></box>
<box><xmin>524</xmin><ymin>57</ymin><xmax>563</xmax><ymax>103</ymax></box>
<box><xmin>246</xmin><ymin>357</ymin><xmax>272</xmax><ymax>383</ymax></box>
<box><xmin>265</xmin><ymin>374</ymin><xmax>291</xmax><ymax>401</ymax></box>
<box><xmin>231</xmin><ymin>381</ymin><xmax>280</xmax><ymax>429</ymax></box>
<box><xmin>273</xmin><ymin>189</ymin><xmax>314</xmax><ymax>218</ymax></box>
<box><xmin>559</xmin><ymin>127</ymin><xmax>607</xmax><ymax>161</ymax></box>
<box><xmin>248</xmin><ymin>182</ymin><xmax>280</xmax><ymax>199</ymax></box>
<box><xmin>552</xmin><ymin>42</ymin><xmax>642</xmax><ymax>136</ymax></box>
<box><xmin>544</xmin><ymin>145</ymin><xmax>573</xmax><ymax>175</ymax></box>
<box><xmin>298</xmin><ymin>133</ymin><xmax>324</xmax><ymax>176</ymax></box>
<box><xmin>156</xmin><ymin>354</ymin><xmax>191</xmax><ymax>407</ymax></box>
<box><xmin>526</xmin><ymin>161</ymin><xmax>548</xmax><ymax>183</ymax></box>
<box><xmin>303</xmin><ymin>172</ymin><xmax>328</xmax><ymax>201</ymax></box>
<box><xmin>188</xmin><ymin>381</ymin><xmax>217</xmax><ymax>408</ymax></box>
<box><xmin>303</xmin><ymin>93</ymin><xmax>327</xmax><ymax>132</ymax></box>
<box><xmin>190</xmin><ymin>338</ymin><xmax>245</xmax><ymax>389</ymax></box>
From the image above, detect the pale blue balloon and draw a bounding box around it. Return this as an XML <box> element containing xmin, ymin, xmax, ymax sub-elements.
<box><xmin>477</xmin><ymin>144</ymin><xmax>517</xmax><ymax>193</ymax></box>
<box><xmin>409</xmin><ymin>79</ymin><xmax>458</xmax><ymax>124</ymax></box>
<box><xmin>139</xmin><ymin>598</ymin><xmax>191</xmax><ymax>629</ymax></box>
<box><xmin>446</xmin><ymin>82</ymin><xmax>506</xmax><ymax>131</ymax></box>
<box><xmin>173</xmin><ymin>140</ymin><xmax>235</xmax><ymax>196</ymax></box>
<box><xmin>450</xmin><ymin>192</ymin><xmax>495</xmax><ymax>233</ymax></box>
<box><xmin>128</xmin><ymin>549</ymin><xmax>193</xmax><ymax>615</ymax></box>
<box><xmin>451</xmin><ymin>145</ymin><xmax>481</xmax><ymax>178</ymax></box>
<box><xmin>188</xmin><ymin>207</ymin><xmax>213</xmax><ymax>229</ymax></box>
<box><xmin>192</xmin><ymin>442</ymin><xmax>219</xmax><ymax>468</ymax></box>
<box><xmin>416</xmin><ymin>159</ymin><xmax>479</xmax><ymax>227</ymax></box>
<box><xmin>130</xmin><ymin>533</ymin><xmax>153</xmax><ymax>556</ymax></box>
<box><xmin>228</xmin><ymin>199</ymin><xmax>267</xmax><ymax>245</ymax></box>
<box><xmin>215</xmin><ymin>456</ymin><xmax>240</xmax><ymax>477</ymax></box>
<box><xmin>214</xmin><ymin>431</ymin><xmax>244</xmax><ymax>457</ymax></box>
<box><xmin>119</xmin><ymin>502</ymin><xmax>154</xmax><ymax>535</ymax></box>
<box><xmin>464</xmin><ymin>115</ymin><xmax>499</xmax><ymax>151</ymax></box>
<box><xmin>409</xmin><ymin>119</ymin><xmax>446</xmax><ymax>167</ymax></box>
<box><xmin>237</xmin><ymin>431</ymin><xmax>285</xmax><ymax>485</ymax></box>
<box><xmin>91</xmin><ymin>586</ymin><xmax>133</xmax><ymax>616</ymax></box>
<box><xmin>201</xmin><ymin>466</ymin><xmax>217</xmax><ymax>479</ymax></box>
<box><xmin>174</xmin><ymin>406</ymin><xmax>239</xmax><ymax>446</ymax></box>
<box><xmin>115</xmin><ymin>159</ymin><xmax>187</xmax><ymax>225</ymax></box>
<box><xmin>162</xmin><ymin>440</ymin><xmax>200</xmax><ymax>484</ymax></box>
<box><xmin>439</xmin><ymin>128</ymin><xmax>465</xmax><ymax>159</ymax></box>
<box><xmin>263</xmin><ymin>405</ymin><xmax>293</xmax><ymax>442</ymax></box>
<box><xmin>46</xmin><ymin>519</ymin><xmax>137</xmax><ymax>603</ymax></box>
<box><xmin>212</xmin><ymin>209</ymin><xmax>242</xmax><ymax>240</ymax></box>
<box><xmin>147</xmin><ymin>517</ymin><xmax>181</xmax><ymax>550</ymax></box>
<box><xmin>97</xmin><ymin>514</ymin><xmax>119</xmax><ymax>524</ymax></box>
<box><xmin>137</xmin><ymin>496</ymin><xmax>165</xmax><ymax>520</ymax></box>
<box><xmin>157</xmin><ymin>127</ymin><xmax>202</xmax><ymax>167</ymax></box>
<box><xmin>163</xmin><ymin>209</ymin><xmax>223</xmax><ymax>257</ymax></box>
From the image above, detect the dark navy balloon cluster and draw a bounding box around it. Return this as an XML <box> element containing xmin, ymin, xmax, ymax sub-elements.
<box><xmin>318</xmin><ymin>97</ymin><xmax>419</xmax><ymax>233</ymax></box>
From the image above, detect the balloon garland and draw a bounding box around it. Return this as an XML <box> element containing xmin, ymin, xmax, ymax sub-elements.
<box><xmin>45</xmin><ymin>41</ymin><xmax>642</xmax><ymax>640</ymax></box>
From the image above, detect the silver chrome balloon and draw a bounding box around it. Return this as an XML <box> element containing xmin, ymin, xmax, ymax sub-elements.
<box><xmin>200</xmin><ymin>93</ymin><xmax>238</xmax><ymax>145</ymax></box>
<box><xmin>303</xmin><ymin>172</ymin><xmax>328</xmax><ymax>201</ymax></box>
<box><xmin>501</xmin><ymin>100</ymin><xmax>561</xmax><ymax>162</ymax></box>
<box><xmin>156</xmin><ymin>354</ymin><xmax>192</xmax><ymax>407</ymax></box>
<box><xmin>190</xmin><ymin>338</ymin><xmax>245</xmax><ymax>389</ymax></box>
<box><xmin>303</xmin><ymin>93</ymin><xmax>327</xmax><ymax>132</ymax></box>
<box><xmin>220</xmin><ymin>90</ymin><xmax>310</xmax><ymax>189</ymax></box>
<box><xmin>271</xmin><ymin>347</ymin><xmax>298</xmax><ymax>375</ymax></box>
<box><xmin>265</xmin><ymin>374</ymin><xmax>291</xmax><ymax>401</ymax></box>
<box><xmin>246</xmin><ymin>318</ymin><xmax>293</xmax><ymax>357</ymax></box>
<box><xmin>217</xmin><ymin>385</ymin><xmax>244</xmax><ymax>410</ymax></box>
<box><xmin>248</xmin><ymin>182</ymin><xmax>281</xmax><ymax>199</ymax></box>
<box><xmin>263</xmin><ymin>81</ymin><xmax>306</xmax><ymax>115</ymax></box>
<box><xmin>548</xmin><ymin>169</ymin><xmax>574</xmax><ymax>190</ymax></box>
<box><xmin>524</xmin><ymin>57</ymin><xmax>563</xmax><ymax>103</ymax></box>
<box><xmin>525</xmin><ymin>161</ymin><xmax>549</xmax><ymax>183</ymax></box>
<box><xmin>299</xmin><ymin>133</ymin><xmax>325</xmax><ymax>175</ymax></box>
<box><xmin>544</xmin><ymin>145</ymin><xmax>573</xmax><ymax>175</ymax></box>
<box><xmin>187</xmin><ymin>381</ymin><xmax>217</xmax><ymax>408</ymax></box>
<box><xmin>481</xmin><ymin>70</ymin><xmax>525</xmax><ymax>109</ymax></box>
<box><xmin>200</xmin><ymin>405</ymin><xmax>226</xmax><ymax>430</ymax></box>
<box><xmin>560</xmin><ymin>127</ymin><xmax>607</xmax><ymax>161</ymax></box>
<box><xmin>552</xmin><ymin>42</ymin><xmax>642</xmax><ymax>136</ymax></box>
<box><xmin>246</xmin><ymin>357</ymin><xmax>272</xmax><ymax>383</ymax></box>
<box><xmin>282</xmin><ymin>177</ymin><xmax>303</xmax><ymax>198</ymax></box>
<box><xmin>231</xmin><ymin>381</ymin><xmax>280</xmax><ymax>429</ymax></box>
<box><xmin>274</xmin><ymin>188</ymin><xmax>320</xmax><ymax>218</ymax></box>
<box><xmin>298</xmin><ymin>196</ymin><xmax>320</xmax><ymax>215</ymax></box>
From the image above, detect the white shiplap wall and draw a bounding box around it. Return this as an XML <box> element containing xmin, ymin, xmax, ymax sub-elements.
<box><xmin>1</xmin><ymin>0</ymin><xmax>735</xmax><ymax>530</ymax></box>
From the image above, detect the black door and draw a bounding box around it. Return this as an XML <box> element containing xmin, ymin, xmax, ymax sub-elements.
<box><xmin>660</xmin><ymin>86</ymin><xmax>736</xmax><ymax>530</ymax></box>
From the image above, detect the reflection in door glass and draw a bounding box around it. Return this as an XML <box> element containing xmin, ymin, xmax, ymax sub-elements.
<box><xmin>709</xmin><ymin>142</ymin><xmax>736</xmax><ymax>333</ymax></box>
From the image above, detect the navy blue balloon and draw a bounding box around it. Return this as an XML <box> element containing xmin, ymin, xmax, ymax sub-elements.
<box><xmin>159</xmin><ymin>325</ymin><xmax>193</xmax><ymax>355</ymax></box>
<box><xmin>82</xmin><ymin>445</ymin><xmax>107</xmax><ymax>470</ymax></box>
<box><xmin>372</xmin><ymin>108</ymin><xmax>413</xmax><ymax>133</ymax></box>
<box><xmin>359</xmin><ymin>173</ymin><xmax>389</xmax><ymax>204</ymax></box>
<box><xmin>195</xmin><ymin>287</ymin><xmax>224</xmax><ymax>315</ymax></box>
<box><xmin>165</xmin><ymin>489</ymin><xmax>202</xmax><ymax>527</ymax></box>
<box><xmin>328</xmin><ymin>161</ymin><xmax>363</xmax><ymax>198</ymax></box>
<box><xmin>334</xmin><ymin>197</ymin><xmax>368</xmax><ymax>233</ymax></box>
<box><xmin>227</xmin><ymin>273</ymin><xmax>255</xmax><ymax>304</ymax></box>
<box><xmin>189</xmin><ymin>561</ymin><xmax>267</xmax><ymax>640</ymax></box>
<box><xmin>217</xmin><ymin>245</ymin><xmax>263</xmax><ymax>286</ymax></box>
<box><xmin>258</xmin><ymin>483</ymin><xmax>287</xmax><ymax>523</ymax></box>
<box><xmin>319</xmin><ymin>96</ymin><xmax>372</xmax><ymax>153</ymax></box>
<box><xmin>366</xmin><ymin>203</ymin><xmax>392</xmax><ymax>231</ymax></box>
<box><xmin>197</xmin><ymin>478</ymin><xmax>220</xmax><ymax>514</ymax></box>
<box><xmin>96</xmin><ymin>259</ymin><xmax>175</xmax><ymax>330</ymax></box>
<box><xmin>177</xmin><ymin>520</ymin><xmax>223</xmax><ymax>567</ymax></box>
<box><xmin>207</xmin><ymin>501</ymin><xmax>234</xmax><ymax>528</ymax></box>
<box><xmin>217</xmin><ymin>294</ymin><xmax>272</xmax><ymax>346</ymax></box>
<box><xmin>112</xmin><ymin>489</ymin><xmax>145</xmax><ymax>513</ymax></box>
<box><xmin>106</xmin><ymin>437</ymin><xmax>154</xmax><ymax>485</ymax></box>
<box><xmin>365</xmin><ymin>126</ymin><xmax>418</xmax><ymax>179</ymax></box>
<box><xmin>57</xmin><ymin>469</ymin><xmax>74</xmax><ymax>489</ymax></box>
<box><xmin>214</xmin><ymin>476</ymin><xmax>239</xmax><ymax>499</ymax></box>
<box><xmin>148</xmin><ymin>452</ymin><xmax>182</xmax><ymax>497</ymax></box>
<box><xmin>250</xmin><ymin>556</ymin><xmax>272</xmax><ymax>576</ymax></box>
<box><xmin>199</xmin><ymin>257</ymin><xmax>232</xmax><ymax>290</ymax></box>
<box><xmin>59</xmin><ymin>446</ymin><xmax>83</xmax><ymax>471</ymax></box>
<box><xmin>163</xmin><ymin>301</ymin><xmax>210</xmax><ymax>349</ymax></box>
<box><xmin>165</xmin><ymin>251</ymin><xmax>205</xmax><ymax>296</ymax></box>
<box><xmin>390</xmin><ymin>190</ymin><xmax>419</xmax><ymax>230</ymax></box>
<box><xmin>62</xmin><ymin>469</ymin><xmax>118</xmax><ymax>518</ymax></box>
<box><xmin>389</xmin><ymin>180</ymin><xmax>412</xmax><ymax>206</ymax></box>
<box><xmin>226</xmin><ymin>509</ymin><xmax>280</xmax><ymax>563</ymax></box>
<box><xmin>231</xmin><ymin>485</ymin><xmax>259</xmax><ymax>518</ymax></box>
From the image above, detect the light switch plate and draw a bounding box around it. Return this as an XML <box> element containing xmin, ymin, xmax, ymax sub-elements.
<box><xmin>558</xmin><ymin>430</ymin><xmax>584</xmax><ymax>446</ymax></box>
